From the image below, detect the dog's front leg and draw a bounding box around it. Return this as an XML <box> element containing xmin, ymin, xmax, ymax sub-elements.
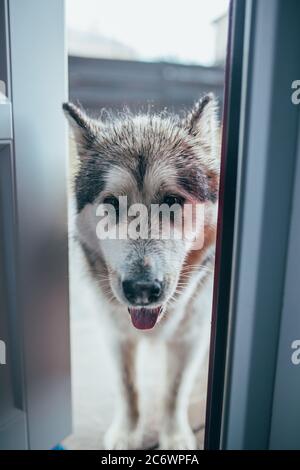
<box><xmin>159</xmin><ymin>338</ymin><xmax>207</xmax><ymax>450</ymax></box>
<box><xmin>104</xmin><ymin>339</ymin><xmax>140</xmax><ymax>450</ymax></box>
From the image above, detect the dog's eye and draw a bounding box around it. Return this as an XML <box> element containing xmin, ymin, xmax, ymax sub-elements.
<box><xmin>103</xmin><ymin>196</ymin><xmax>120</xmax><ymax>214</ymax></box>
<box><xmin>162</xmin><ymin>194</ymin><xmax>185</xmax><ymax>207</ymax></box>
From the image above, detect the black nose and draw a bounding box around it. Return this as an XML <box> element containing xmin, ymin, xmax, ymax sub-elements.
<box><xmin>122</xmin><ymin>279</ymin><xmax>162</xmax><ymax>305</ymax></box>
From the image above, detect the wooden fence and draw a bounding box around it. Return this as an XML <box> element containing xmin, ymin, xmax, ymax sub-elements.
<box><xmin>68</xmin><ymin>56</ymin><xmax>224</xmax><ymax>116</ymax></box>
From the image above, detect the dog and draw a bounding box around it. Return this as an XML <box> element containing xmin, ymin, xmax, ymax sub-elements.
<box><xmin>63</xmin><ymin>93</ymin><xmax>220</xmax><ymax>450</ymax></box>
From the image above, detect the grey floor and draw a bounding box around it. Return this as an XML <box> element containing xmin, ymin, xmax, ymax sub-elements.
<box><xmin>63</xmin><ymin>239</ymin><xmax>207</xmax><ymax>450</ymax></box>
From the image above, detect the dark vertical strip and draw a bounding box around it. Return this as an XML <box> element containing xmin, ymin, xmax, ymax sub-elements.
<box><xmin>204</xmin><ymin>0</ymin><xmax>246</xmax><ymax>449</ymax></box>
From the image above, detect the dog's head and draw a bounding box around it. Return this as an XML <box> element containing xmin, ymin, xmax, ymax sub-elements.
<box><xmin>64</xmin><ymin>95</ymin><xmax>219</xmax><ymax>330</ymax></box>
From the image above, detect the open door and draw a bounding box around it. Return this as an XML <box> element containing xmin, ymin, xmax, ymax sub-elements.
<box><xmin>0</xmin><ymin>0</ymin><xmax>71</xmax><ymax>449</ymax></box>
<box><xmin>205</xmin><ymin>0</ymin><xmax>300</xmax><ymax>450</ymax></box>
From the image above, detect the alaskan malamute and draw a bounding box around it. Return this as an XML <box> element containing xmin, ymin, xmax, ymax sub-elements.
<box><xmin>64</xmin><ymin>94</ymin><xmax>219</xmax><ymax>449</ymax></box>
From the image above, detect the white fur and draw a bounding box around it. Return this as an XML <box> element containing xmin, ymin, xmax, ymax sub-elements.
<box><xmin>65</xmin><ymin>96</ymin><xmax>219</xmax><ymax>450</ymax></box>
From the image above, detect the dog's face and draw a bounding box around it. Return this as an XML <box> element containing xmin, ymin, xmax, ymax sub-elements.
<box><xmin>64</xmin><ymin>95</ymin><xmax>219</xmax><ymax>330</ymax></box>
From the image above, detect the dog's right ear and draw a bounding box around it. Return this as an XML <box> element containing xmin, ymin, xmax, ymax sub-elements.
<box><xmin>183</xmin><ymin>93</ymin><xmax>218</xmax><ymax>146</ymax></box>
<box><xmin>63</xmin><ymin>102</ymin><xmax>99</xmax><ymax>159</ymax></box>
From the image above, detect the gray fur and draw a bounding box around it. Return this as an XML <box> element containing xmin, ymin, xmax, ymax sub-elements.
<box><xmin>64</xmin><ymin>95</ymin><xmax>220</xmax><ymax>450</ymax></box>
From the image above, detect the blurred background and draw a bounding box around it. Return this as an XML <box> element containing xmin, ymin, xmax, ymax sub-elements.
<box><xmin>66</xmin><ymin>0</ymin><xmax>228</xmax><ymax>114</ymax></box>
<box><xmin>64</xmin><ymin>0</ymin><xmax>229</xmax><ymax>450</ymax></box>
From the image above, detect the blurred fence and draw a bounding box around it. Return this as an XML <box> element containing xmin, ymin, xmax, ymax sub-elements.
<box><xmin>68</xmin><ymin>56</ymin><xmax>225</xmax><ymax>116</ymax></box>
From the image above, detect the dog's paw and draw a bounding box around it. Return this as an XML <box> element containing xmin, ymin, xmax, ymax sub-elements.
<box><xmin>103</xmin><ymin>424</ymin><xmax>131</xmax><ymax>450</ymax></box>
<box><xmin>103</xmin><ymin>422</ymin><xmax>142</xmax><ymax>450</ymax></box>
<box><xmin>159</xmin><ymin>427</ymin><xmax>197</xmax><ymax>450</ymax></box>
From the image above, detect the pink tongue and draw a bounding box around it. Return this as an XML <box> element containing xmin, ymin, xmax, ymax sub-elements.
<box><xmin>128</xmin><ymin>307</ymin><xmax>161</xmax><ymax>330</ymax></box>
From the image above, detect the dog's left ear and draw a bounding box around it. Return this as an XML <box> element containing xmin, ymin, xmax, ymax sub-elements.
<box><xmin>183</xmin><ymin>93</ymin><xmax>218</xmax><ymax>147</ymax></box>
<box><xmin>63</xmin><ymin>102</ymin><xmax>100</xmax><ymax>159</ymax></box>
<box><xmin>184</xmin><ymin>94</ymin><xmax>220</xmax><ymax>201</ymax></box>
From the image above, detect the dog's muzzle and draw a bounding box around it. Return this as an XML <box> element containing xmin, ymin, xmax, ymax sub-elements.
<box><xmin>122</xmin><ymin>277</ymin><xmax>164</xmax><ymax>329</ymax></box>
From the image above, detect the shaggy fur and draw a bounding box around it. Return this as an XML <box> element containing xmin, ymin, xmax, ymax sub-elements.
<box><xmin>64</xmin><ymin>94</ymin><xmax>220</xmax><ymax>450</ymax></box>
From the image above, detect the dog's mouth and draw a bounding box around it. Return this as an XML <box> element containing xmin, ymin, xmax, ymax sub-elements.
<box><xmin>128</xmin><ymin>306</ymin><xmax>163</xmax><ymax>330</ymax></box>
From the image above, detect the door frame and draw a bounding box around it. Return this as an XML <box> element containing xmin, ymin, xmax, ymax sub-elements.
<box><xmin>205</xmin><ymin>0</ymin><xmax>300</xmax><ymax>450</ymax></box>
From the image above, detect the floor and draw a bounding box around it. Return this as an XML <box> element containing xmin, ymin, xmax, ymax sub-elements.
<box><xmin>63</xmin><ymin>239</ymin><xmax>208</xmax><ymax>450</ymax></box>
